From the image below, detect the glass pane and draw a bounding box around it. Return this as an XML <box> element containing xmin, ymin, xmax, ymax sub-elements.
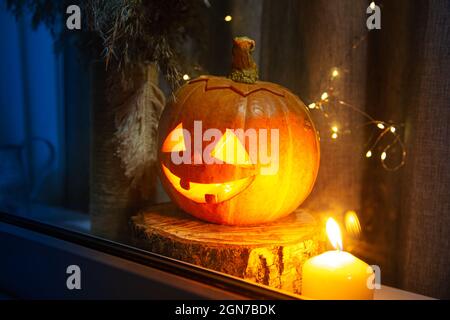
<box><xmin>0</xmin><ymin>0</ymin><xmax>448</xmax><ymax>300</ymax></box>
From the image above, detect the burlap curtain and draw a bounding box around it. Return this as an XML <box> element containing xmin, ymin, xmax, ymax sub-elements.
<box><xmin>225</xmin><ymin>0</ymin><xmax>450</xmax><ymax>298</ymax></box>
<box><xmin>396</xmin><ymin>0</ymin><xmax>450</xmax><ymax>300</ymax></box>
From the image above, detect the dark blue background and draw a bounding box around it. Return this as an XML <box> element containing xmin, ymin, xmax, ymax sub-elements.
<box><xmin>0</xmin><ymin>3</ymin><xmax>89</xmax><ymax>212</ymax></box>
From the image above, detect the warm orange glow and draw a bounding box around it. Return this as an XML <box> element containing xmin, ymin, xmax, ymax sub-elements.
<box><xmin>326</xmin><ymin>217</ymin><xmax>343</xmax><ymax>251</ymax></box>
<box><xmin>211</xmin><ymin>129</ymin><xmax>253</xmax><ymax>166</ymax></box>
<box><xmin>345</xmin><ymin>210</ymin><xmax>361</xmax><ymax>238</ymax></box>
<box><xmin>161</xmin><ymin>164</ymin><xmax>254</xmax><ymax>204</ymax></box>
<box><xmin>162</xmin><ymin>123</ymin><xmax>186</xmax><ymax>152</ymax></box>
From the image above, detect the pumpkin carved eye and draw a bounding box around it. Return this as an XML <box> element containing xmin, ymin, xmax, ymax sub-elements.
<box><xmin>162</xmin><ymin>123</ymin><xmax>187</xmax><ymax>152</ymax></box>
<box><xmin>211</xmin><ymin>129</ymin><xmax>254</xmax><ymax>166</ymax></box>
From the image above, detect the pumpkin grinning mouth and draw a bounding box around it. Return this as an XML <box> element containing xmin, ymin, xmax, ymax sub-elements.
<box><xmin>162</xmin><ymin>164</ymin><xmax>255</xmax><ymax>204</ymax></box>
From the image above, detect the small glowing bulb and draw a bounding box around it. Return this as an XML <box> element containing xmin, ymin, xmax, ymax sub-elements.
<box><xmin>331</xmin><ymin>69</ymin><xmax>339</xmax><ymax>78</ymax></box>
<box><xmin>331</xmin><ymin>126</ymin><xmax>338</xmax><ymax>133</ymax></box>
<box><xmin>182</xmin><ymin>74</ymin><xmax>190</xmax><ymax>81</ymax></box>
<box><xmin>370</xmin><ymin>2</ymin><xmax>376</xmax><ymax>10</ymax></box>
<box><xmin>366</xmin><ymin>150</ymin><xmax>372</xmax><ymax>158</ymax></box>
<box><xmin>381</xmin><ymin>152</ymin><xmax>387</xmax><ymax>160</ymax></box>
<box><xmin>224</xmin><ymin>15</ymin><xmax>232</xmax><ymax>22</ymax></box>
<box><xmin>308</xmin><ymin>102</ymin><xmax>316</xmax><ymax>109</ymax></box>
<box><xmin>321</xmin><ymin>92</ymin><xmax>329</xmax><ymax>100</ymax></box>
<box><xmin>377</xmin><ymin>123</ymin><xmax>385</xmax><ymax>130</ymax></box>
<box><xmin>390</xmin><ymin>126</ymin><xmax>396</xmax><ymax>133</ymax></box>
<box><xmin>331</xmin><ymin>132</ymin><xmax>338</xmax><ymax>139</ymax></box>
<box><xmin>345</xmin><ymin>211</ymin><xmax>362</xmax><ymax>239</ymax></box>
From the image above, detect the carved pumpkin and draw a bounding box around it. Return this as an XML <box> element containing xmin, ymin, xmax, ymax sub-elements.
<box><xmin>158</xmin><ymin>37</ymin><xmax>320</xmax><ymax>225</ymax></box>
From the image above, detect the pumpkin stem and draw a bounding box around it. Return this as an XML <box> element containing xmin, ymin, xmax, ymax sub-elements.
<box><xmin>229</xmin><ymin>37</ymin><xmax>259</xmax><ymax>84</ymax></box>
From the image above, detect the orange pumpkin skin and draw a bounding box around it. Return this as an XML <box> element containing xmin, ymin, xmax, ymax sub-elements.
<box><xmin>158</xmin><ymin>75</ymin><xmax>320</xmax><ymax>225</ymax></box>
<box><xmin>158</xmin><ymin>37</ymin><xmax>319</xmax><ymax>225</ymax></box>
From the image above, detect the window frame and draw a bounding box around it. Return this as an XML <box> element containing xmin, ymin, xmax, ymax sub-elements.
<box><xmin>0</xmin><ymin>210</ymin><xmax>298</xmax><ymax>299</ymax></box>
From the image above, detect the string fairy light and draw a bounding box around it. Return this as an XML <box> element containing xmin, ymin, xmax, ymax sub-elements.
<box><xmin>307</xmin><ymin>22</ymin><xmax>407</xmax><ymax>171</ymax></box>
<box><xmin>183</xmin><ymin>2</ymin><xmax>405</xmax><ymax>171</ymax></box>
<box><xmin>331</xmin><ymin>68</ymin><xmax>339</xmax><ymax>78</ymax></box>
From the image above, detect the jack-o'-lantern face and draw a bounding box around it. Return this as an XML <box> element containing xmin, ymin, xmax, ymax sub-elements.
<box><xmin>160</xmin><ymin>122</ymin><xmax>258</xmax><ymax>204</ymax></box>
<box><xmin>157</xmin><ymin>77</ymin><xmax>320</xmax><ymax>227</ymax></box>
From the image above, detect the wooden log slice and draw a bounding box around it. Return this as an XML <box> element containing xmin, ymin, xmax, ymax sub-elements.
<box><xmin>130</xmin><ymin>203</ymin><xmax>325</xmax><ymax>294</ymax></box>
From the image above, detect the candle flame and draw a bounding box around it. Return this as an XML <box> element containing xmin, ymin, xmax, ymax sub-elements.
<box><xmin>326</xmin><ymin>217</ymin><xmax>343</xmax><ymax>251</ymax></box>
